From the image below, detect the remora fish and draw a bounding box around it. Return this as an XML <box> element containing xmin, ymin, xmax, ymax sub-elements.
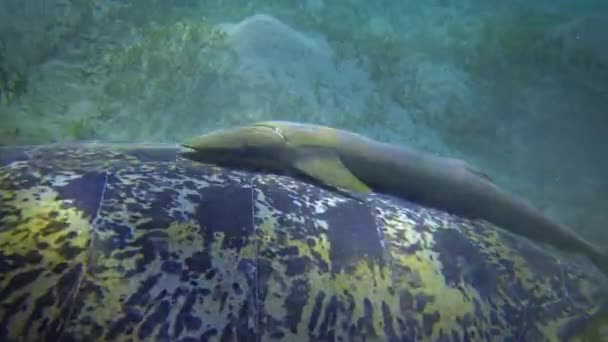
<box><xmin>182</xmin><ymin>120</ymin><xmax>608</xmax><ymax>272</ymax></box>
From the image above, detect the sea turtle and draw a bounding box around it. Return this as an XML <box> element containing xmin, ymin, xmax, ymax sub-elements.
<box><xmin>0</xmin><ymin>142</ymin><xmax>607</xmax><ymax>341</ymax></box>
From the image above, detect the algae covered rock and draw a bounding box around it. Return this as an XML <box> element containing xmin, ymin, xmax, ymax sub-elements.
<box><xmin>214</xmin><ymin>14</ymin><xmax>374</xmax><ymax>125</ymax></box>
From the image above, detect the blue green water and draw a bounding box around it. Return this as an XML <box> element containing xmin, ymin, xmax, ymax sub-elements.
<box><xmin>0</xmin><ymin>0</ymin><xmax>606</xmax><ymax>243</ymax></box>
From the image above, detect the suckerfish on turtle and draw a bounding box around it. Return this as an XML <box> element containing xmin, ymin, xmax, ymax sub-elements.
<box><xmin>181</xmin><ymin>120</ymin><xmax>608</xmax><ymax>273</ymax></box>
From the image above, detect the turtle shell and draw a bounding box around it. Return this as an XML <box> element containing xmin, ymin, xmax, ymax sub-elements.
<box><xmin>0</xmin><ymin>143</ymin><xmax>607</xmax><ymax>341</ymax></box>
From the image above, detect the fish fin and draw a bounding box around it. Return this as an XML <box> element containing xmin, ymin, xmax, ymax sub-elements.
<box><xmin>293</xmin><ymin>150</ymin><xmax>372</xmax><ymax>195</ymax></box>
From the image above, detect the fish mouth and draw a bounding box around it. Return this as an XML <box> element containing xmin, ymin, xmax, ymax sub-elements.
<box><xmin>179</xmin><ymin>144</ymin><xmax>203</xmax><ymax>161</ymax></box>
<box><xmin>179</xmin><ymin>146</ymin><xmax>230</xmax><ymax>161</ymax></box>
<box><xmin>179</xmin><ymin>144</ymin><xmax>199</xmax><ymax>154</ymax></box>
<box><xmin>180</xmin><ymin>144</ymin><xmax>282</xmax><ymax>168</ymax></box>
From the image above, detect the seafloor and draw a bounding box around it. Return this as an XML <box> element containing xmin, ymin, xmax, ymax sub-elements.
<box><xmin>0</xmin><ymin>0</ymin><xmax>607</xmax><ymax>244</ymax></box>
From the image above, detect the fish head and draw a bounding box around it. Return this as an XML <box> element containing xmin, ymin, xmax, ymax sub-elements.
<box><xmin>183</xmin><ymin>123</ymin><xmax>287</xmax><ymax>151</ymax></box>
<box><xmin>181</xmin><ymin>122</ymin><xmax>289</xmax><ymax>170</ymax></box>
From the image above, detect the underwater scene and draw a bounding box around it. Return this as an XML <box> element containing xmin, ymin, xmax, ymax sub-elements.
<box><xmin>1</xmin><ymin>0</ymin><xmax>607</xmax><ymax>340</ymax></box>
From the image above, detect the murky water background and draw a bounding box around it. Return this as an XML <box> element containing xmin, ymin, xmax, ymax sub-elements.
<box><xmin>1</xmin><ymin>0</ymin><xmax>606</xmax><ymax>243</ymax></box>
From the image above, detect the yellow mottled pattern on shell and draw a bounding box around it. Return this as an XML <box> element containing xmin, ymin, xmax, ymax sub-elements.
<box><xmin>0</xmin><ymin>181</ymin><xmax>90</xmax><ymax>341</ymax></box>
<box><xmin>252</xmin><ymin>172</ymin><xmax>608</xmax><ymax>341</ymax></box>
<box><xmin>1</xmin><ymin>143</ymin><xmax>608</xmax><ymax>341</ymax></box>
<box><xmin>377</xmin><ymin>205</ymin><xmax>476</xmax><ymax>339</ymax></box>
<box><xmin>253</xmin><ymin>174</ymin><xmax>477</xmax><ymax>340</ymax></box>
<box><xmin>73</xmin><ymin>220</ymin><xmax>255</xmax><ymax>341</ymax></box>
